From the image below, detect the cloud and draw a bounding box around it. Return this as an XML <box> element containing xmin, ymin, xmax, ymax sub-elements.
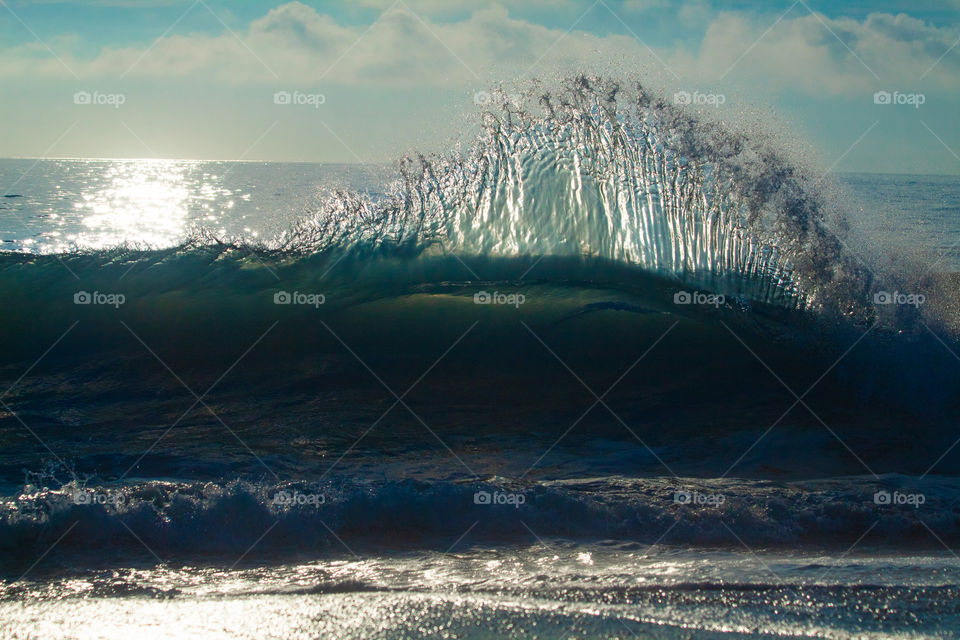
<box><xmin>670</xmin><ymin>8</ymin><xmax>960</xmax><ymax>95</ymax></box>
<box><xmin>325</xmin><ymin>0</ymin><xmax>581</xmax><ymax>12</ymax></box>
<box><xmin>233</xmin><ymin>2</ymin><xmax>640</xmax><ymax>85</ymax></box>
<box><xmin>13</xmin><ymin>0</ymin><xmax>189</xmax><ymax>5</ymax></box>
<box><xmin>0</xmin><ymin>0</ymin><xmax>956</xmax><ymax>97</ymax></box>
<box><xmin>0</xmin><ymin>2</ymin><xmax>639</xmax><ymax>86</ymax></box>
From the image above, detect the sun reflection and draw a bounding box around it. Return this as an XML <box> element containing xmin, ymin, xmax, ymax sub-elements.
<box><xmin>3</xmin><ymin>158</ymin><xmax>314</xmax><ymax>253</ymax></box>
<box><xmin>71</xmin><ymin>160</ymin><xmax>191</xmax><ymax>250</ymax></box>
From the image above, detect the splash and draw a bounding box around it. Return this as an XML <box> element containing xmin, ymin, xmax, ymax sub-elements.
<box><xmin>279</xmin><ymin>77</ymin><xmax>872</xmax><ymax>317</ymax></box>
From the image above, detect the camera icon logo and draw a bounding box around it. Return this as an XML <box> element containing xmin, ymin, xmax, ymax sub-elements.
<box><xmin>73</xmin><ymin>91</ymin><xmax>91</xmax><ymax>105</ymax></box>
<box><xmin>673</xmin><ymin>490</ymin><xmax>692</xmax><ymax>505</ymax></box>
<box><xmin>873</xmin><ymin>491</ymin><xmax>891</xmax><ymax>505</ymax></box>
<box><xmin>474</xmin><ymin>490</ymin><xmax>492</xmax><ymax>505</ymax></box>
<box><xmin>74</xmin><ymin>291</ymin><xmax>92</xmax><ymax>304</ymax></box>
<box><xmin>673</xmin><ymin>291</ymin><xmax>692</xmax><ymax>305</ymax></box>
<box><xmin>873</xmin><ymin>291</ymin><xmax>892</xmax><ymax>304</ymax></box>
<box><xmin>72</xmin><ymin>490</ymin><xmax>92</xmax><ymax>504</ymax></box>
<box><xmin>274</xmin><ymin>291</ymin><xmax>292</xmax><ymax>304</ymax></box>
<box><xmin>673</xmin><ymin>91</ymin><xmax>691</xmax><ymax>105</ymax></box>
<box><xmin>274</xmin><ymin>91</ymin><xmax>292</xmax><ymax>105</ymax></box>
<box><xmin>473</xmin><ymin>91</ymin><xmax>492</xmax><ymax>106</ymax></box>
<box><xmin>873</xmin><ymin>91</ymin><xmax>891</xmax><ymax>105</ymax></box>
<box><xmin>474</xmin><ymin>291</ymin><xmax>492</xmax><ymax>304</ymax></box>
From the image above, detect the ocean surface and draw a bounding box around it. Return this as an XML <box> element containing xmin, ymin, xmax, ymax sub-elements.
<box><xmin>2</xmin><ymin>159</ymin><xmax>959</xmax><ymax>271</ymax></box>
<box><xmin>2</xmin><ymin>80</ymin><xmax>960</xmax><ymax>638</ymax></box>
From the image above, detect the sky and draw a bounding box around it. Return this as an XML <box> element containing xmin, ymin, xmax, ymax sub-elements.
<box><xmin>0</xmin><ymin>0</ymin><xmax>958</xmax><ymax>174</ymax></box>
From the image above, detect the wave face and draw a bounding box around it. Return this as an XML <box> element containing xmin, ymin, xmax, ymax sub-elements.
<box><xmin>277</xmin><ymin>77</ymin><xmax>870</xmax><ymax>316</ymax></box>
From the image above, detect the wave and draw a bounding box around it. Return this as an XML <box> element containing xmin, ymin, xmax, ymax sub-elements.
<box><xmin>2</xmin><ymin>474</ymin><xmax>958</xmax><ymax>574</ymax></box>
<box><xmin>274</xmin><ymin>78</ymin><xmax>875</xmax><ymax>317</ymax></box>
<box><xmin>0</xmin><ymin>76</ymin><xmax>958</xmax><ymax>491</ymax></box>
<box><xmin>3</xmin><ymin>77</ymin><xmax>946</xmax><ymax>344</ymax></box>
<box><xmin>1</xmin><ymin>245</ymin><xmax>955</xmax><ymax>419</ymax></box>
<box><xmin>3</xmin><ymin>77</ymin><xmax>880</xmax><ymax>312</ymax></box>
<box><xmin>2</xmin><ymin>76</ymin><xmax>946</xmax><ymax>340</ymax></box>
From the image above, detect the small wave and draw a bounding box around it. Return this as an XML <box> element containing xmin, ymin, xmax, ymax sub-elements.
<box><xmin>2</xmin><ymin>475</ymin><xmax>958</xmax><ymax>574</ymax></box>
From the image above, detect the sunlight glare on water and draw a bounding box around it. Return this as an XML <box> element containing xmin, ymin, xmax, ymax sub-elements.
<box><xmin>0</xmin><ymin>158</ymin><xmax>392</xmax><ymax>254</ymax></box>
<box><xmin>74</xmin><ymin>160</ymin><xmax>194</xmax><ymax>250</ymax></box>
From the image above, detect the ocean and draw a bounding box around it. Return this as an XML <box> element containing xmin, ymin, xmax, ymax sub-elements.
<box><xmin>2</xmin><ymin>81</ymin><xmax>960</xmax><ymax>639</ymax></box>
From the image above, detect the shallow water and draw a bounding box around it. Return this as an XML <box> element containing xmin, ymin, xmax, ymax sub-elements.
<box><xmin>4</xmin><ymin>547</ymin><xmax>959</xmax><ymax>639</ymax></box>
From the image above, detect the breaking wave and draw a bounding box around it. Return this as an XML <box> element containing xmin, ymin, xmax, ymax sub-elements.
<box><xmin>0</xmin><ymin>77</ymin><xmax>958</xmax><ymax>539</ymax></box>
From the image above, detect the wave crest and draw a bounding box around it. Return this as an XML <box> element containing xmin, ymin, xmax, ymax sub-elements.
<box><xmin>278</xmin><ymin>77</ymin><xmax>871</xmax><ymax>316</ymax></box>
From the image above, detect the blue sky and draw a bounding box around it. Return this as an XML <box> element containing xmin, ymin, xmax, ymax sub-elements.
<box><xmin>0</xmin><ymin>0</ymin><xmax>957</xmax><ymax>174</ymax></box>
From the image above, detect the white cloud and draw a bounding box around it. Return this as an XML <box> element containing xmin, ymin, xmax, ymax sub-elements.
<box><xmin>0</xmin><ymin>1</ymin><xmax>956</xmax><ymax>97</ymax></box>
<box><xmin>670</xmin><ymin>9</ymin><xmax>959</xmax><ymax>95</ymax></box>
<box><xmin>14</xmin><ymin>0</ymin><xmax>189</xmax><ymax>5</ymax></box>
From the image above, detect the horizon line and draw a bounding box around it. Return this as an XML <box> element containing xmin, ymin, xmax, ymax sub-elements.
<box><xmin>0</xmin><ymin>157</ymin><xmax>956</xmax><ymax>178</ymax></box>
